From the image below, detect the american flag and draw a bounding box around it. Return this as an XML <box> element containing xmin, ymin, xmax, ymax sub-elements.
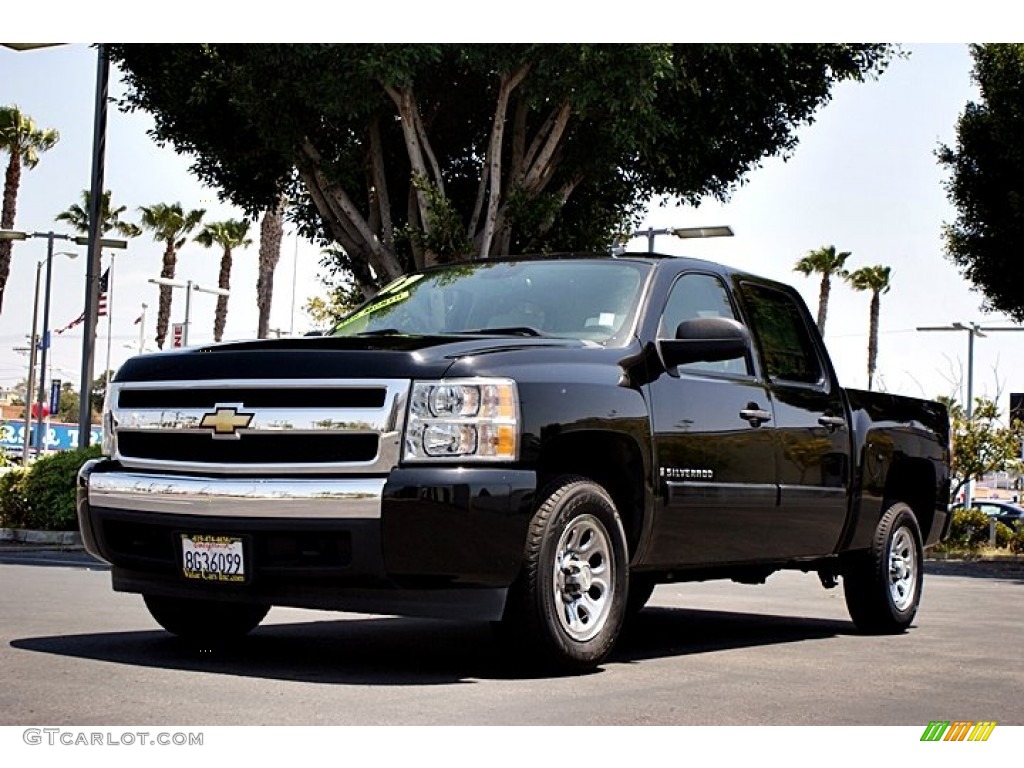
<box><xmin>55</xmin><ymin>268</ymin><xmax>109</xmax><ymax>335</ymax></box>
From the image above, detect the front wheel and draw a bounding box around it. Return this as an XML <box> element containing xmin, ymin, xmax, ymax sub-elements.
<box><xmin>143</xmin><ymin>595</ymin><xmax>270</xmax><ymax>641</ymax></box>
<box><xmin>502</xmin><ymin>476</ymin><xmax>629</xmax><ymax>671</ymax></box>
<box><xmin>843</xmin><ymin>501</ymin><xmax>924</xmax><ymax>633</ymax></box>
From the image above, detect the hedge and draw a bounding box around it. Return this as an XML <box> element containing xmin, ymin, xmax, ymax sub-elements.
<box><xmin>0</xmin><ymin>446</ymin><xmax>101</xmax><ymax>531</ymax></box>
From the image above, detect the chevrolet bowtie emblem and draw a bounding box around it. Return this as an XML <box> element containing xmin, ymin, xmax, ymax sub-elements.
<box><xmin>199</xmin><ymin>406</ymin><xmax>255</xmax><ymax>438</ymax></box>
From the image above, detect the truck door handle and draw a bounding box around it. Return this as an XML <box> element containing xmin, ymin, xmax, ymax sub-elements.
<box><xmin>739</xmin><ymin>407</ymin><xmax>772</xmax><ymax>427</ymax></box>
<box><xmin>818</xmin><ymin>415</ymin><xmax>846</xmax><ymax>431</ymax></box>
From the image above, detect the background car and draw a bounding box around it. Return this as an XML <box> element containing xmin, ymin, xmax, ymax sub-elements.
<box><xmin>950</xmin><ymin>499</ymin><xmax>1024</xmax><ymax>529</ymax></box>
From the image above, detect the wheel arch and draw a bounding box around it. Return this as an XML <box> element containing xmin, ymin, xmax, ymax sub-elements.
<box><xmin>536</xmin><ymin>430</ymin><xmax>649</xmax><ymax>562</ymax></box>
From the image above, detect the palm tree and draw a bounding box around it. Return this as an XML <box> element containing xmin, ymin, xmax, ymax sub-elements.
<box><xmin>0</xmin><ymin>106</ymin><xmax>60</xmax><ymax>313</ymax></box>
<box><xmin>847</xmin><ymin>265</ymin><xmax>892</xmax><ymax>391</ymax></box>
<box><xmin>138</xmin><ymin>203</ymin><xmax>205</xmax><ymax>348</ymax></box>
<box><xmin>55</xmin><ymin>190</ymin><xmax>142</xmax><ymax>239</ymax></box>
<box><xmin>793</xmin><ymin>245</ymin><xmax>852</xmax><ymax>337</ymax></box>
<box><xmin>194</xmin><ymin>219</ymin><xmax>252</xmax><ymax>342</ymax></box>
<box><xmin>257</xmin><ymin>196</ymin><xmax>286</xmax><ymax>339</ymax></box>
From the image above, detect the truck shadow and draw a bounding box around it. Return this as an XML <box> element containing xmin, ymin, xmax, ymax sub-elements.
<box><xmin>10</xmin><ymin>606</ymin><xmax>854</xmax><ymax>684</ymax></box>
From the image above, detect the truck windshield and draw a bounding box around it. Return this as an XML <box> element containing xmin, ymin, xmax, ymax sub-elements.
<box><xmin>330</xmin><ymin>260</ymin><xmax>648</xmax><ymax>343</ymax></box>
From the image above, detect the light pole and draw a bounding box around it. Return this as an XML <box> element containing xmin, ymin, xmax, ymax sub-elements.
<box><xmin>21</xmin><ymin>260</ymin><xmax>42</xmax><ymax>465</ymax></box>
<box><xmin>917</xmin><ymin>321</ymin><xmax>1024</xmax><ymax>509</ymax></box>
<box><xmin>634</xmin><ymin>225</ymin><xmax>735</xmax><ymax>253</ymax></box>
<box><xmin>149</xmin><ymin>278</ymin><xmax>230</xmax><ymax>347</ymax></box>
<box><xmin>35</xmin><ymin>245</ymin><xmax>78</xmax><ymax>455</ymax></box>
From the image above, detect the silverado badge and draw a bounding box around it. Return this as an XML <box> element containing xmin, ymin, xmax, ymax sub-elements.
<box><xmin>199</xmin><ymin>406</ymin><xmax>255</xmax><ymax>439</ymax></box>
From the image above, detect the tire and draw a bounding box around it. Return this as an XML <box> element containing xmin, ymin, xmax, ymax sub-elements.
<box><xmin>842</xmin><ymin>501</ymin><xmax>924</xmax><ymax>634</ymax></box>
<box><xmin>503</xmin><ymin>476</ymin><xmax>629</xmax><ymax>671</ymax></box>
<box><xmin>143</xmin><ymin>595</ymin><xmax>270</xmax><ymax>641</ymax></box>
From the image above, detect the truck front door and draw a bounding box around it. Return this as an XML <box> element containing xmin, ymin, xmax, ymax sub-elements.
<box><xmin>646</xmin><ymin>272</ymin><xmax>779</xmax><ymax>566</ymax></box>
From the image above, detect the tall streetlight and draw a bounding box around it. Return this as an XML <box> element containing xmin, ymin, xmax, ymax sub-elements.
<box><xmin>2</xmin><ymin>44</ymin><xmax>114</xmax><ymax>449</ymax></box>
<box><xmin>634</xmin><ymin>225</ymin><xmax>735</xmax><ymax>253</ymax></box>
<box><xmin>149</xmin><ymin>278</ymin><xmax>230</xmax><ymax>347</ymax></box>
<box><xmin>917</xmin><ymin>321</ymin><xmax>1024</xmax><ymax>509</ymax></box>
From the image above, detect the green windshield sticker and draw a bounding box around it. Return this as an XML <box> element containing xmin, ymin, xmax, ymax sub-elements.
<box><xmin>378</xmin><ymin>274</ymin><xmax>425</xmax><ymax>296</ymax></box>
<box><xmin>334</xmin><ymin>290</ymin><xmax>411</xmax><ymax>331</ymax></box>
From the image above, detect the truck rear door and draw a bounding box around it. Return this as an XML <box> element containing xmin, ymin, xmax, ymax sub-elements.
<box><xmin>737</xmin><ymin>281</ymin><xmax>852</xmax><ymax>558</ymax></box>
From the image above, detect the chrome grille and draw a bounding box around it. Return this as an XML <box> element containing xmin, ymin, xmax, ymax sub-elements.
<box><xmin>108</xmin><ymin>379</ymin><xmax>409</xmax><ymax>474</ymax></box>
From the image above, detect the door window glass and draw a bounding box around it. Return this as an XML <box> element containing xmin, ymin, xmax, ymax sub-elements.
<box><xmin>740</xmin><ymin>283</ymin><xmax>823</xmax><ymax>384</ymax></box>
<box><xmin>659</xmin><ymin>273</ymin><xmax>749</xmax><ymax>376</ymax></box>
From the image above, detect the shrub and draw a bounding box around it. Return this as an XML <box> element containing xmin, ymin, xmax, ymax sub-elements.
<box><xmin>1011</xmin><ymin>527</ymin><xmax>1024</xmax><ymax>555</ymax></box>
<box><xmin>943</xmin><ymin>507</ymin><xmax>1002</xmax><ymax>550</ymax></box>
<box><xmin>0</xmin><ymin>467</ymin><xmax>30</xmax><ymax>529</ymax></box>
<box><xmin>21</xmin><ymin>446</ymin><xmax>101</xmax><ymax>531</ymax></box>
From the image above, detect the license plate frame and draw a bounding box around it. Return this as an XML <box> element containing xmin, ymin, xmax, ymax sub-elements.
<box><xmin>179</xmin><ymin>533</ymin><xmax>249</xmax><ymax>584</ymax></box>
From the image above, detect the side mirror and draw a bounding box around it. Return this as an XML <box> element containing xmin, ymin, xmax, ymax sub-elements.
<box><xmin>658</xmin><ymin>317</ymin><xmax>751</xmax><ymax>369</ymax></box>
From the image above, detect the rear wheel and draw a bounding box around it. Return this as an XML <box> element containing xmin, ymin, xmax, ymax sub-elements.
<box><xmin>143</xmin><ymin>595</ymin><xmax>269</xmax><ymax>641</ymax></box>
<box><xmin>502</xmin><ymin>476</ymin><xmax>629</xmax><ymax>671</ymax></box>
<box><xmin>843</xmin><ymin>501</ymin><xmax>923</xmax><ymax>633</ymax></box>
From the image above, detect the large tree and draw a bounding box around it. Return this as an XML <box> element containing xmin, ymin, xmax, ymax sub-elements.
<box><xmin>109</xmin><ymin>44</ymin><xmax>893</xmax><ymax>292</ymax></box>
<box><xmin>0</xmin><ymin>106</ymin><xmax>59</xmax><ymax>313</ymax></box>
<box><xmin>794</xmin><ymin>244</ymin><xmax>852</xmax><ymax>337</ymax></box>
<box><xmin>938</xmin><ymin>44</ymin><xmax>1024</xmax><ymax>321</ymax></box>
<box><xmin>847</xmin><ymin>265</ymin><xmax>892</xmax><ymax>391</ymax></box>
<box><xmin>194</xmin><ymin>218</ymin><xmax>252</xmax><ymax>342</ymax></box>
<box><xmin>138</xmin><ymin>202</ymin><xmax>205</xmax><ymax>348</ymax></box>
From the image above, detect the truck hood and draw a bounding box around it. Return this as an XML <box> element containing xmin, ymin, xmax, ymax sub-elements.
<box><xmin>114</xmin><ymin>334</ymin><xmax>598</xmax><ymax>383</ymax></box>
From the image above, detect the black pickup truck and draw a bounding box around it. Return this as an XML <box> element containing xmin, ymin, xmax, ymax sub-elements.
<box><xmin>78</xmin><ymin>254</ymin><xmax>951</xmax><ymax>670</ymax></box>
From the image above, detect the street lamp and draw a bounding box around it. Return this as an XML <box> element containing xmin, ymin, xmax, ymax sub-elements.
<box><xmin>631</xmin><ymin>225</ymin><xmax>735</xmax><ymax>253</ymax></box>
<box><xmin>149</xmin><ymin>278</ymin><xmax>229</xmax><ymax>347</ymax></box>
<box><xmin>917</xmin><ymin>321</ymin><xmax>1024</xmax><ymax>509</ymax></box>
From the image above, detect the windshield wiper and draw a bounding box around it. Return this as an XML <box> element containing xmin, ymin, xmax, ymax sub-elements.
<box><xmin>352</xmin><ymin>328</ymin><xmax>406</xmax><ymax>336</ymax></box>
<box><xmin>455</xmin><ymin>326</ymin><xmax>547</xmax><ymax>337</ymax></box>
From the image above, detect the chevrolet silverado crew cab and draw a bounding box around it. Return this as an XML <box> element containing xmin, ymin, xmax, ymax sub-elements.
<box><xmin>78</xmin><ymin>254</ymin><xmax>951</xmax><ymax>671</ymax></box>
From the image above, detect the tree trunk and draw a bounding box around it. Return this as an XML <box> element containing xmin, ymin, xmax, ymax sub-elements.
<box><xmin>867</xmin><ymin>291</ymin><xmax>880</xmax><ymax>390</ymax></box>
<box><xmin>0</xmin><ymin>153</ymin><xmax>22</xmax><ymax>314</ymax></box>
<box><xmin>213</xmin><ymin>245</ymin><xmax>232</xmax><ymax>342</ymax></box>
<box><xmin>257</xmin><ymin>198</ymin><xmax>285</xmax><ymax>339</ymax></box>
<box><xmin>817</xmin><ymin>275</ymin><xmax>830</xmax><ymax>335</ymax></box>
<box><xmin>154</xmin><ymin>239</ymin><xmax>177</xmax><ymax>349</ymax></box>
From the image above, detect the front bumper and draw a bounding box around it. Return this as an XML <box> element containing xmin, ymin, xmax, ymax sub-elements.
<box><xmin>77</xmin><ymin>459</ymin><xmax>536</xmax><ymax>621</ymax></box>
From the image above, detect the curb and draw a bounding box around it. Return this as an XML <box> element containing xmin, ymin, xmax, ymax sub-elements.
<box><xmin>0</xmin><ymin>528</ymin><xmax>83</xmax><ymax>547</ymax></box>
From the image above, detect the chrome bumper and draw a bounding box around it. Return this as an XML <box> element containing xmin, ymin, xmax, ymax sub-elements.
<box><xmin>86</xmin><ymin>470</ymin><xmax>385</xmax><ymax>520</ymax></box>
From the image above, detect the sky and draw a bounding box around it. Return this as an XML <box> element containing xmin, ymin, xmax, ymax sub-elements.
<box><xmin>1</xmin><ymin>41</ymin><xmax>1022</xmax><ymax>416</ymax></box>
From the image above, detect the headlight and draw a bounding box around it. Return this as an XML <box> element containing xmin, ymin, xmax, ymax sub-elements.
<box><xmin>404</xmin><ymin>378</ymin><xmax>518</xmax><ymax>462</ymax></box>
<box><xmin>101</xmin><ymin>384</ymin><xmax>117</xmax><ymax>456</ymax></box>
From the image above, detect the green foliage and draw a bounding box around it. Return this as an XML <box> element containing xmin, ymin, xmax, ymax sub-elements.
<box><xmin>1010</xmin><ymin>526</ymin><xmax>1024</xmax><ymax>554</ymax></box>
<box><xmin>0</xmin><ymin>467</ymin><xmax>30</xmax><ymax>529</ymax></box>
<box><xmin>940</xmin><ymin>396</ymin><xmax>1024</xmax><ymax>504</ymax></box>
<box><xmin>109</xmin><ymin>43</ymin><xmax>893</xmax><ymax>291</ymax></box>
<box><xmin>941</xmin><ymin>507</ymin><xmax>1001</xmax><ymax>550</ymax></box>
<box><xmin>55</xmin><ymin>189</ymin><xmax>142</xmax><ymax>238</ymax></box>
<box><xmin>18</xmin><ymin>446</ymin><xmax>101</xmax><ymax>531</ymax></box>
<box><xmin>938</xmin><ymin>44</ymin><xmax>1024</xmax><ymax>321</ymax></box>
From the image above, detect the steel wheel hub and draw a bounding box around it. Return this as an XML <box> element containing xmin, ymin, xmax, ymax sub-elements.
<box><xmin>552</xmin><ymin>514</ymin><xmax>615</xmax><ymax>643</ymax></box>
<box><xmin>888</xmin><ymin>525</ymin><xmax>918</xmax><ymax>611</ymax></box>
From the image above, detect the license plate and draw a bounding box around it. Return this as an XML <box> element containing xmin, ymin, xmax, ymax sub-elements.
<box><xmin>180</xmin><ymin>534</ymin><xmax>246</xmax><ymax>583</ymax></box>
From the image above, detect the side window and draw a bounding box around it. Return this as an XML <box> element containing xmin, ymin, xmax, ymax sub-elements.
<box><xmin>740</xmin><ymin>283</ymin><xmax>824</xmax><ymax>385</ymax></box>
<box><xmin>659</xmin><ymin>273</ymin><xmax>749</xmax><ymax>376</ymax></box>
